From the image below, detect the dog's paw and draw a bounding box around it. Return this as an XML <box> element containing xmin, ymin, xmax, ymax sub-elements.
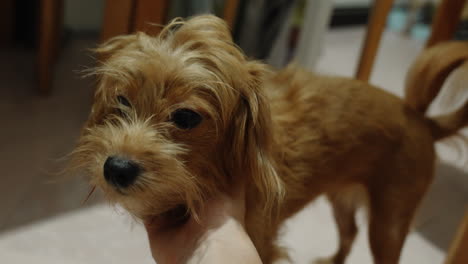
<box><xmin>311</xmin><ymin>256</ymin><xmax>334</xmax><ymax>264</ymax></box>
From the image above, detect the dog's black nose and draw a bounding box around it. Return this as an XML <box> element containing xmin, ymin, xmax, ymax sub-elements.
<box><xmin>103</xmin><ymin>156</ymin><xmax>140</xmax><ymax>188</ymax></box>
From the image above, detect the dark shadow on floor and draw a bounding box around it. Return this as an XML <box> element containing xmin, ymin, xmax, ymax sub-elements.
<box><xmin>0</xmin><ymin>34</ymin><xmax>104</xmax><ymax>233</ymax></box>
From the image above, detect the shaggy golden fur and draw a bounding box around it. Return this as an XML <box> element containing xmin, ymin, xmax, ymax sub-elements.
<box><xmin>71</xmin><ymin>15</ymin><xmax>468</xmax><ymax>264</ymax></box>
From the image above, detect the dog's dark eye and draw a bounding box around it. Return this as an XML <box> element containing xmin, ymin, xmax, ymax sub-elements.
<box><xmin>117</xmin><ymin>96</ymin><xmax>131</xmax><ymax>108</ymax></box>
<box><xmin>114</xmin><ymin>96</ymin><xmax>132</xmax><ymax>117</ymax></box>
<box><xmin>171</xmin><ymin>109</ymin><xmax>202</xmax><ymax>129</ymax></box>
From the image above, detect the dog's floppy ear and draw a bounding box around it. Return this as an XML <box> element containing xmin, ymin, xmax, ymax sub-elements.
<box><xmin>226</xmin><ymin>62</ymin><xmax>285</xmax><ymax>214</ymax></box>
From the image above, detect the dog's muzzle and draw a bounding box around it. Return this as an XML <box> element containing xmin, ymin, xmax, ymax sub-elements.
<box><xmin>103</xmin><ymin>156</ymin><xmax>141</xmax><ymax>188</ymax></box>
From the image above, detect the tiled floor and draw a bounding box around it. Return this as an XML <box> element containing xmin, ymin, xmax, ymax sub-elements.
<box><xmin>0</xmin><ymin>27</ymin><xmax>466</xmax><ymax>263</ymax></box>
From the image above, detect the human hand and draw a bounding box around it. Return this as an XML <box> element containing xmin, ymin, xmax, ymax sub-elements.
<box><xmin>144</xmin><ymin>180</ymin><xmax>262</xmax><ymax>264</ymax></box>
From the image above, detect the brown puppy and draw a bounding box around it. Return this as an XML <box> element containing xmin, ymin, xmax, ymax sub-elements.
<box><xmin>71</xmin><ymin>15</ymin><xmax>468</xmax><ymax>264</ymax></box>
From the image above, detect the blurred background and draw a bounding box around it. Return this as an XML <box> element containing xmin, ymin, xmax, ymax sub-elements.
<box><xmin>0</xmin><ymin>0</ymin><xmax>467</xmax><ymax>263</ymax></box>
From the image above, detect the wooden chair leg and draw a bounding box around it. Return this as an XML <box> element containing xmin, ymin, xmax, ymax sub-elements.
<box><xmin>101</xmin><ymin>0</ymin><xmax>135</xmax><ymax>42</ymax></box>
<box><xmin>445</xmin><ymin>210</ymin><xmax>468</xmax><ymax>264</ymax></box>
<box><xmin>223</xmin><ymin>0</ymin><xmax>240</xmax><ymax>29</ymax></box>
<box><xmin>425</xmin><ymin>0</ymin><xmax>465</xmax><ymax>48</ymax></box>
<box><xmin>38</xmin><ymin>0</ymin><xmax>62</xmax><ymax>95</ymax></box>
<box><xmin>133</xmin><ymin>0</ymin><xmax>168</xmax><ymax>36</ymax></box>
<box><xmin>355</xmin><ymin>0</ymin><xmax>394</xmax><ymax>82</ymax></box>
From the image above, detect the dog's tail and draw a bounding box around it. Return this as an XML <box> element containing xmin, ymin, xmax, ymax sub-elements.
<box><xmin>404</xmin><ymin>41</ymin><xmax>468</xmax><ymax>140</ymax></box>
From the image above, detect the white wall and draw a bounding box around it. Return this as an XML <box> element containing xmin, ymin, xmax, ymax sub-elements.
<box><xmin>64</xmin><ymin>0</ymin><xmax>105</xmax><ymax>32</ymax></box>
<box><xmin>333</xmin><ymin>0</ymin><xmax>372</xmax><ymax>7</ymax></box>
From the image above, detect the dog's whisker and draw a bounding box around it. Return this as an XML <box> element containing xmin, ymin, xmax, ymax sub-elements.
<box><xmin>81</xmin><ymin>186</ymin><xmax>96</xmax><ymax>205</ymax></box>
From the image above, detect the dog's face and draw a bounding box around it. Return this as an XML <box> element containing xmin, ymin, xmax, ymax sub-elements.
<box><xmin>71</xmin><ymin>15</ymin><xmax>283</xmax><ymax>221</ymax></box>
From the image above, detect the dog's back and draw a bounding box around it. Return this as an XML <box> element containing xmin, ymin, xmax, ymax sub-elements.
<box><xmin>266</xmin><ymin>65</ymin><xmax>435</xmax><ymax>193</ymax></box>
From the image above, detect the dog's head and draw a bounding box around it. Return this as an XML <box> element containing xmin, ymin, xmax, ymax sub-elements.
<box><xmin>71</xmin><ymin>15</ymin><xmax>284</xmax><ymax>221</ymax></box>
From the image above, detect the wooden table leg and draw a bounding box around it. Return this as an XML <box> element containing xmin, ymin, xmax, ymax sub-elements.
<box><xmin>133</xmin><ymin>0</ymin><xmax>168</xmax><ymax>36</ymax></box>
<box><xmin>445</xmin><ymin>210</ymin><xmax>468</xmax><ymax>264</ymax></box>
<box><xmin>355</xmin><ymin>0</ymin><xmax>394</xmax><ymax>82</ymax></box>
<box><xmin>101</xmin><ymin>0</ymin><xmax>135</xmax><ymax>42</ymax></box>
<box><xmin>38</xmin><ymin>0</ymin><xmax>63</xmax><ymax>95</ymax></box>
<box><xmin>426</xmin><ymin>0</ymin><xmax>465</xmax><ymax>48</ymax></box>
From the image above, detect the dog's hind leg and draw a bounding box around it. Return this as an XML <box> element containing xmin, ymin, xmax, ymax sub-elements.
<box><xmin>367</xmin><ymin>186</ymin><xmax>425</xmax><ymax>264</ymax></box>
<box><xmin>330</xmin><ymin>194</ymin><xmax>359</xmax><ymax>264</ymax></box>
<box><xmin>314</xmin><ymin>193</ymin><xmax>359</xmax><ymax>264</ymax></box>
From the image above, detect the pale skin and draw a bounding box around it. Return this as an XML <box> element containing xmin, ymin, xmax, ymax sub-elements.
<box><xmin>144</xmin><ymin>180</ymin><xmax>263</xmax><ymax>264</ymax></box>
